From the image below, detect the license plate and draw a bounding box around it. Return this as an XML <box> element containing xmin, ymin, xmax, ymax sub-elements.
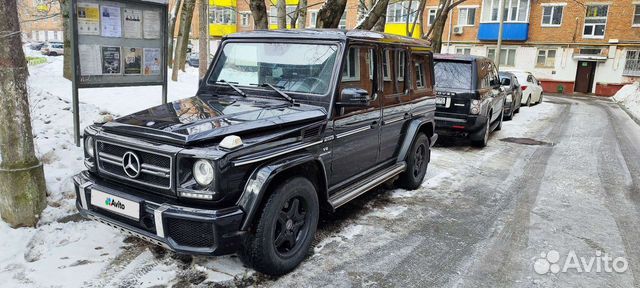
<box><xmin>436</xmin><ymin>96</ymin><xmax>449</xmax><ymax>107</ymax></box>
<box><xmin>90</xmin><ymin>189</ymin><xmax>140</xmax><ymax>220</ymax></box>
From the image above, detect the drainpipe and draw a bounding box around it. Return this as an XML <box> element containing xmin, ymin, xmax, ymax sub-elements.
<box><xmin>496</xmin><ymin>0</ymin><xmax>505</xmax><ymax>70</ymax></box>
<box><xmin>447</xmin><ymin>8</ymin><xmax>453</xmax><ymax>53</ymax></box>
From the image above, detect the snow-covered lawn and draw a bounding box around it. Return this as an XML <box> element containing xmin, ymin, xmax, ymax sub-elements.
<box><xmin>0</xmin><ymin>50</ymin><xmax>200</xmax><ymax>287</ymax></box>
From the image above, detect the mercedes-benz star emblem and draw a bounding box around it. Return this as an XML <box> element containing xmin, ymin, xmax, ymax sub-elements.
<box><xmin>122</xmin><ymin>151</ymin><xmax>141</xmax><ymax>178</ymax></box>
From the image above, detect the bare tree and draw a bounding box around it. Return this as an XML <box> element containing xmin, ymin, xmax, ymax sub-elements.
<box><xmin>168</xmin><ymin>0</ymin><xmax>183</xmax><ymax>69</ymax></box>
<box><xmin>171</xmin><ymin>0</ymin><xmax>196</xmax><ymax>81</ymax></box>
<box><xmin>57</xmin><ymin>0</ymin><xmax>73</xmax><ymax>80</ymax></box>
<box><xmin>316</xmin><ymin>0</ymin><xmax>348</xmax><ymax>28</ymax></box>
<box><xmin>250</xmin><ymin>0</ymin><xmax>268</xmax><ymax>29</ymax></box>
<box><xmin>423</xmin><ymin>0</ymin><xmax>467</xmax><ymax>52</ymax></box>
<box><xmin>0</xmin><ymin>0</ymin><xmax>47</xmax><ymax>227</ymax></box>
<box><xmin>199</xmin><ymin>0</ymin><xmax>209</xmax><ymax>78</ymax></box>
<box><xmin>276</xmin><ymin>0</ymin><xmax>286</xmax><ymax>29</ymax></box>
<box><xmin>295</xmin><ymin>0</ymin><xmax>307</xmax><ymax>28</ymax></box>
<box><xmin>354</xmin><ymin>0</ymin><xmax>390</xmax><ymax>30</ymax></box>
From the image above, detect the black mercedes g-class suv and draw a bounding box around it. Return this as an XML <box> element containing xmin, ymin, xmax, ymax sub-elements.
<box><xmin>433</xmin><ymin>54</ymin><xmax>505</xmax><ymax>147</ymax></box>
<box><xmin>74</xmin><ymin>30</ymin><xmax>437</xmax><ymax>275</ymax></box>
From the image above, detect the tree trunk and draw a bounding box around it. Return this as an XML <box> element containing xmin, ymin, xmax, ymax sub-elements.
<box><xmin>59</xmin><ymin>0</ymin><xmax>72</xmax><ymax>80</ymax></box>
<box><xmin>296</xmin><ymin>0</ymin><xmax>307</xmax><ymax>28</ymax></box>
<box><xmin>277</xmin><ymin>0</ymin><xmax>286</xmax><ymax>29</ymax></box>
<box><xmin>406</xmin><ymin>0</ymin><xmax>425</xmax><ymax>36</ymax></box>
<box><xmin>316</xmin><ymin>0</ymin><xmax>347</xmax><ymax>28</ymax></box>
<box><xmin>429</xmin><ymin>10</ymin><xmax>448</xmax><ymax>53</ymax></box>
<box><xmin>198</xmin><ymin>0</ymin><xmax>208</xmax><ymax>78</ymax></box>
<box><xmin>171</xmin><ymin>0</ymin><xmax>196</xmax><ymax>81</ymax></box>
<box><xmin>372</xmin><ymin>9</ymin><xmax>386</xmax><ymax>31</ymax></box>
<box><xmin>168</xmin><ymin>0</ymin><xmax>182</xmax><ymax>69</ymax></box>
<box><xmin>354</xmin><ymin>0</ymin><xmax>390</xmax><ymax>30</ymax></box>
<box><xmin>0</xmin><ymin>0</ymin><xmax>47</xmax><ymax>228</ymax></box>
<box><xmin>250</xmin><ymin>0</ymin><xmax>268</xmax><ymax>29</ymax></box>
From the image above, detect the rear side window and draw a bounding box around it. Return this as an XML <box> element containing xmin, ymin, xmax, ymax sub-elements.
<box><xmin>434</xmin><ymin>60</ymin><xmax>472</xmax><ymax>90</ymax></box>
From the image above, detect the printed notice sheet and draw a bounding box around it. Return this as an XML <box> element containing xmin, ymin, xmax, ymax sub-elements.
<box><xmin>102</xmin><ymin>46</ymin><xmax>122</xmax><ymax>74</ymax></box>
<box><xmin>143</xmin><ymin>48</ymin><xmax>161</xmax><ymax>76</ymax></box>
<box><xmin>77</xmin><ymin>3</ymin><xmax>100</xmax><ymax>35</ymax></box>
<box><xmin>101</xmin><ymin>6</ymin><xmax>122</xmax><ymax>37</ymax></box>
<box><xmin>123</xmin><ymin>9</ymin><xmax>143</xmax><ymax>38</ymax></box>
<box><xmin>78</xmin><ymin>45</ymin><xmax>101</xmax><ymax>76</ymax></box>
<box><xmin>143</xmin><ymin>10</ymin><xmax>161</xmax><ymax>39</ymax></box>
<box><xmin>124</xmin><ymin>47</ymin><xmax>143</xmax><ymax>75</ymax></box>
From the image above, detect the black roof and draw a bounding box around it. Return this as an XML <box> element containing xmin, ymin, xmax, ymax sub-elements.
<box><xmin>433</xmin><ymin>53</ymin><xmax>492</xmax><ymax>62</ymax></box>
<box><xmin>224</xmin><ymin>29</ymin><xmax>432</xmax><ymax>47</ymax></box>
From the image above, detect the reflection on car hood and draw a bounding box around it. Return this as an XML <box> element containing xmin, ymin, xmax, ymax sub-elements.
<box><xmin>102</xmin><ymin>95</ymin><xmax>327</xmax><ymax>145</ymax></box>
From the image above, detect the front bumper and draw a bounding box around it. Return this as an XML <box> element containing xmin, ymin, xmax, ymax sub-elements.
<box><xmin>434</xmin><ymin>112</ymin><xmax>488</xmax><ymax>135</ymax></box>
<box><xmin>73</xmin><ymin>171</ymin><xmax>245</xmax><ymax>256</ymax></box>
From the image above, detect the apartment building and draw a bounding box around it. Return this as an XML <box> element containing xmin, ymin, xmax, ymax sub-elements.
<box><xmin>199</xmin><ymin>0</ymin><xmax>640</xmax><ymax>96</ymax></box>
<box><xmin>18</xmin><ymin>0</ymin><xmax>64</xmax><ymax>42</ymax></box>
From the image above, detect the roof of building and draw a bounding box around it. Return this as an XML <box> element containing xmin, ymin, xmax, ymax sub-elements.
<box><xmin>224</xmin><ymin>29</ymin><xmax>432</xmax><ymax>47</ymax></box>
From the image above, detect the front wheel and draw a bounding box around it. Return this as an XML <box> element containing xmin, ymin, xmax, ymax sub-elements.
<box><xmin>397</xmin><ymin>133</ymin><xmax>430</xmax><ymax>190</ymax></box>
<box><xmin>239</xmin><ymin>177</ymin><xmax>319</xmax><ymax>276</ymax></box>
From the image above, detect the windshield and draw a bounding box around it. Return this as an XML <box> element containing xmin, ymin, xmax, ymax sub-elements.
<box><xmin>434</xmin><ymin>61</ymin><xmax>472</xmax><ymax>90</ymax></box>
<box><xmin>208</xmin><ymin>42</ymin><xmax>339</xmax><ymax>95</ymax></box>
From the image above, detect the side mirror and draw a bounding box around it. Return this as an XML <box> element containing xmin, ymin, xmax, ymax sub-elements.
<box><xmin>490</xmin><ymin>79</ymin><xmax>501</xmax><ymax>89</ymax></box>
<box><xmin>500</xmin><ymin>78</ymin><xmax>511</xmax><ymax>86</ymax></box>
<box><xmin>336</xmin><ymin>88</ymin><xmax>371</xmax><ymax>107</ymax></box>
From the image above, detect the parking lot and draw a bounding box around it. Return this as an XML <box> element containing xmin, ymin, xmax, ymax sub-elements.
<box><xmin>61</xmin><ymin>94</ymin><xmax>636</xmax><ymax>287</ymax></box>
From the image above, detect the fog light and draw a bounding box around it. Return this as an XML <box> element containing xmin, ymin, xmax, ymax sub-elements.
<box><xmin>471</xmin><ymin>107</ymin><xmax>480</xmax><ymax>114</ymax></box>
<box><xmin>180</xmin><ymin>191</ymin><xmax>214</xmax><ymax>200</ymax></box>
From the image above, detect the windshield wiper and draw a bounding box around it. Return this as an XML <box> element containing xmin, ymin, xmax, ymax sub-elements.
<box><xmin>258</xmin><ymin>83</ymin><xmax>295</xmax><ymax>104</ymax></box>
<box><xmin>216</xmin><ymin>80</ymin><xmax>246</xmax><ymax>97</ymax></box>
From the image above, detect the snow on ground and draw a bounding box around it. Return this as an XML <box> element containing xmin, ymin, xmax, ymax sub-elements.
<box><xmin>0</xmin><ymin>48</ymin><xmax>200</xmax><ymax>288</ymax></box>
<box><xmin>613</xmin><ymin>82</ymin><xmax>640</xmax><ymax>121</ymax></box>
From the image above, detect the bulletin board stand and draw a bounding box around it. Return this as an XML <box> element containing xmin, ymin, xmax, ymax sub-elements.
<box><xmin>70</xmin><ymin>0</ymin><xmax>169</xmax><ymax>146</ymax></box>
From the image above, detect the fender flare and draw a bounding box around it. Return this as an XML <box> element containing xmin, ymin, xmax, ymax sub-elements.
<box><xmin>396</xmin><ymin>118</ymin><xmax>437</xmax><ymax>163</ymax></box>
<box><xmin>236</xmin><ymin>154</ymin><xmax>328</xmax><ymax>231</ymax></box>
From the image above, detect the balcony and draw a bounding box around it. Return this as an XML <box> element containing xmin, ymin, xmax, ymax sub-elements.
<box><xmin>477</xmin><ymin>23</ymin><xmax>529</xmax><ymax>41</ymax></box>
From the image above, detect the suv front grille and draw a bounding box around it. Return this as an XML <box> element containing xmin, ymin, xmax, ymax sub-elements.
<box><xmin>96</xmin><ymin>141</ymin><xmax>172</xmax><ymax>190</ymax></box>
<box><xmin>165</xmin><ymin>218</ymin><xmax>215</xmax><ymax>248</ymax></box>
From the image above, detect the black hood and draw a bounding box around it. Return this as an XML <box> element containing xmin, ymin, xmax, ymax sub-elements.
<box><xmin>101</xmin><ymin>95</ymin><xmax>327</xmax><ymax>145</ymax></box>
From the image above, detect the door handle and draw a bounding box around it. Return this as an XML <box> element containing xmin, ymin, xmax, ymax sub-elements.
<box><xmin>370</xmin><ymin>121</ymin><xmax>378</xmax><ymax>129</ymax></box>
<box><xmin>404</xmin><ymin>112</ymin><xmax>411</xmax><ymax>119</ymax></box>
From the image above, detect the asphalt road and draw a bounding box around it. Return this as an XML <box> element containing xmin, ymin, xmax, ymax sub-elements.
<box><xmin>264</xmin><ymin>95</ymin><xmax>640</xmax><ymax>288</ymax></box>
<box><xmin>89</xmin><ymin>95</ymin><xmax>640</xmax><ymax>288</ymax></box>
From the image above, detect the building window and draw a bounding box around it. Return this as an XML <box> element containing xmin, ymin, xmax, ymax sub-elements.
<box><xmin>456</xmin><ymin>47</ymin><xmax>471</xmax><ymax>55</ymax></box>
<box><xmin>583</xmin><ymin>5</ymin><xmax>608</xmax><ymax>38</ymax></box>
<box><xmin>487</xmin><ymin>48</ymin><xmax>516</xmax><ymax>67</ymax></box>
<box><xmin>624</xmin><ymin>50</ymin><xmax>640</xmax><ymax>76</ymax></box>
<box><xmin>634</xmin><ymin>5</ymin><xmax>640</xmax><ymax>27</ymax></box>
<box><xmin>458</xmin><ymin>8</ymin><xmax>476</xmax><ymax>26</ymax></box>
<box><xmin>339</xmin><ymin>11</ymin><xmax>347</xmax><ymax>29</ymax></box>
<box><xmin>481</xmin><ymin>0</ymin><xmax>529</xmax><ymax>23</ymax></box>
<box><xmin>536</xmin><ymin>49</ymin><xmax>556</xmax><ymax>67</ymax></box>
<box><xmin>210</xmin><ymin>7</ymin><xmax>236</xmax><ymax>25</ymax></box>
<box><xmin>386</xmin><ymin>1</ymin><xmax>419</xmax><ymax>24</ymax></box>
<box><xmin>428</xmin><ymin>9</ymin><xmax>437</xmax><ymax>25</ymax></box>
<box><xmin>308</xmin><ymin>10</ymin><xmax>318</xmax><ymax>28</ymax></box>
<box><xmin>541</xmin><ymin>5</ymin><xmax>563</xmax><ymax>26</ymax></box>
<box><xmin>240</xmin><ymin>13</ymin><xmax>250</xmax><ymax>27</ymax></box>
<box><xmin>269</xmin><ymin>6</ymin><xmax>296</xmax><ymax>26</ymax></box>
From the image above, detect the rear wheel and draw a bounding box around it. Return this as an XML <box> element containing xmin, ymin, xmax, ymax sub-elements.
<box><xmin>495</xmin><ymin>109</ymin><xmax>504</xmax><ymax>131</ymax></box>
<box><xmin>239</xmin><ymin>177</ymin><xmax>319</xmax><ymax>276</ymax></box>
<box><xmin>397</xmin><ymin>133</ymin><xmax>429</xmax><ymax>190</ymax></box>
<box><xmin>471</xmin><ymin>116</ymin><xmax>490</xmax><ymax>147</ymax></box>
<box><xmin>525</xmin><ymin>95</ymin><xmax>531</xmax><ymax>107</ymax></box>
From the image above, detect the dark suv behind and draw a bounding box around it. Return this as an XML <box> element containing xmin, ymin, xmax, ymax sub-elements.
<box><xmin>433</xmin><ymin>54</ymin><xmax>505</xmax><ymax>147</ymax></box>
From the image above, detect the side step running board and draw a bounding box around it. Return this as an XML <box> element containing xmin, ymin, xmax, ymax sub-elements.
<box><xmin>328</xmin><ymin>162</ymin><xmax>406</xmax><ymax>209</ymax></box>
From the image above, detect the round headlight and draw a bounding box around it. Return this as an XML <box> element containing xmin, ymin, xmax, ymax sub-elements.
<box><xmin>193</xmin><ymin>159</ymin><xmax>215</xmax><ymax>186</ymax></box>
<box><xmin>84</xmin><ymin>136</ymin><xmax>95</xmax><ymax>157</ymax></box>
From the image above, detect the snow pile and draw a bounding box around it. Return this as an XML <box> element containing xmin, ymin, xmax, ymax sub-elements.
<box><xmin>612</xmin><ymin>82</ymin><xmax>640</xmax><ymax>121</ymax></box>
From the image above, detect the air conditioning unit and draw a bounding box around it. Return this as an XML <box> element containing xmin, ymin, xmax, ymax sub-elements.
<box><xmin>453</xmin><ymin>26</ymin><xmax>464</xmax><ymax>35</ymax></box>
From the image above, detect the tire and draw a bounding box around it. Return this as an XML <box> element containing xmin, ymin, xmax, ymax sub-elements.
<box><xmin>525</xmin><ymin>95</ymin><xmax>531</xmax><ymax>107</ymax></box>
<box><xmin>239</xmin><ymin>177</ymin><xmax>319</xmax><ymax>276</ymax></box>
<box><xmin>537</xmin><ymin>94</ymin><xmax>543</xmax><ymax>104</ymax></box>
<box><xmin>397</xmin><ymin>133</ymin><xmax>430</xmax><ymax>190</ymax></box>
<box><xmin>471</xmin><ymin>115</ymin><xmax>490</xmax><ymax>148</ymax></box>
<box><xmin>495</xmin><ymin>109</ymin><xmax>504</xmax><ymax>131</ymax></box>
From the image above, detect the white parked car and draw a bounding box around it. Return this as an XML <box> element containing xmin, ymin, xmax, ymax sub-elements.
<box><xmin>509</xmin><ymin>71</ymin><xmax>543</xmax><ymax>106</ymax></box>
<box><xmin>41</xmin><ymin>42</ymin><xmax>64</xmax><ymax>56</ymax></box>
